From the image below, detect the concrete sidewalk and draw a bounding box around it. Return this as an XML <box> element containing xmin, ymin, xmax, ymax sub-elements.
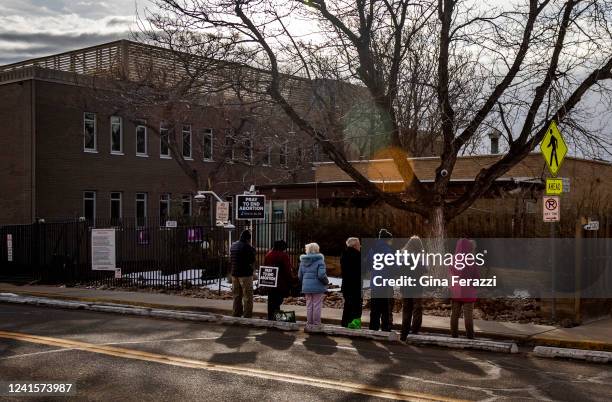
<box><xmin>1</xmin><ymin>283</ymin><xmax>610</xmax><ymax>350</ymax></box>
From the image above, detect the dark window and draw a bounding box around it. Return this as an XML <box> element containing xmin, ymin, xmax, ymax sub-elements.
<box><xmin>263</xmin><ymin>145</ymin><xmax>272</xmax><ymax>166</ymax></box>
<box><xmin>182</xmin><ymin>125</ymin><xmax>192</xmax><ymax>158</ymax></box>
<box><xmin>136</xmin><ymin>121</ymin><xmax>147</xmax><ymax>155</ymax></box>
<box><xmin>160</xmin><ymin>123</ymin><xmax>170</xmax><ymax>157</ymax></box>
<box><xmin>110</xmin><ymin>116</ymin><xmax>122</xmax><ymax>153</ymax></box>
<box><xmin>312</xmin><ymin>143</ymin><xmax>320</xmax><ymax>163</ymax></box>
<box><xmin>243</xmin><ymin>137</ymin><xmax>252</xmax><ymax>163</ymax></box>
<box><xmin>110</xmin><ymin>192</ymin><xmax>122</xmax><ymax>221</ymax></box>
<box><xmin>136</xmin><ymin>193</ymin><xmax>147</xmax><ymax>226</ymax></box>
<box><xmin>160</xmin><ymin>193</ymin><xmax>170</xmax><ymax>223</ymax></box>
<box><xmin>83</xmin><ymin>191</ymin><xmax>96</xmax><ymax>223</ymax></box>
<box><xmin>182</xmin><ymin>195</ymin><xmax>192</xmax><ymax>216</ymax></box>
<box><xmin>84</xmin><ymin>112</ymin><xmax>96</xmax><ymax>151</ymax></box>
<box><xmin>280</xmin><ymin>142</ymin><xmax>288</xmax><ymax>168</ymax></box>
<box><xmin>202</xmin><ymin>129</ymin><xmax>213</xmax><ymax>161</ymax></box>
<box><xmin>225</xmin><ymin>131</ymin><xmax>235</xmax><ymax>161</ymax></box>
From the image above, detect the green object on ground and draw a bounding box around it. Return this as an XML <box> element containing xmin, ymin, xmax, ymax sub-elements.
<box><xmin>348</xmin><ymin>318</ymin><xmax>361</xmax><ymax>329</ymax></box>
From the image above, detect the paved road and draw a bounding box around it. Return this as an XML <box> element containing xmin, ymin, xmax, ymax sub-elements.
<box><xmin>0</xmin><ymin>304</ymin><xmax>610</xmax><ymax>401</ymax></box>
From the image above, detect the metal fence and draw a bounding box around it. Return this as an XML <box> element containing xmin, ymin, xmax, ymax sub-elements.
<box><xmin>0</xmin><ymin>217</ymin><xmax>304</xmax><ymax>288</ymax></box>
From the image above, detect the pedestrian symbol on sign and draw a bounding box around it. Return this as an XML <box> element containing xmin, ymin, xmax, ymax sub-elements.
<box><xmin>539</xmin><ymin>121</ymin><xmax>567</xmax><ymax>177</ymax></box>
<box><xmin>547</xmin><ymin>132</ymin><xmax>558</xmax><ymax>169</ymax></box>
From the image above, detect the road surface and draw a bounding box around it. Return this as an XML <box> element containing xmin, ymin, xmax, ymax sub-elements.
<box><xmin>0</xmin><ymin>304</ymin><xmax>610</xmax><ymax>401</ymax></box>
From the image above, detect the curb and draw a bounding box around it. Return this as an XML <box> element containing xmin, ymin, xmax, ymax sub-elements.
<box><xmin>305</xmin><ymin>324</ymin><xmax>400</xmax><ymax>342</ymax></box>
<box><xmin>404</xmin><ymin>334</ymin><xmax>518</xmax><ymax>354</ymax></box>
<box><xmin>2</xmin><ymin>289</ymin><xmax>610</xmax><ymax>352</ymax></box>
<box><xmin>1</xmin><ymin>293</ymin><xmax>523</xmax><ymax>354</ymax></box>
<box><xmin>533</xmin><ymin>346</ymin><xmax>612</xmax><ymax>363</ymax></box>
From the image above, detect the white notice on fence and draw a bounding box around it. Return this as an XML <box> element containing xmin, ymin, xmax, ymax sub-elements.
<box><xmin>6</xmin><ymin>234</ymin><xmax>13</xmax><ymax>262</ymax></box>
<box><xmin>91</xmin><ymin>229</ymin><xmax>116</xmax><ymax>270</ymax></box>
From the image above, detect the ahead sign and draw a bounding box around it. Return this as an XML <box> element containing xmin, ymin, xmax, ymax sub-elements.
<box><xmin>543</xmin><ymin>196</ymin><xmax>560</xmax><ymax>222</ymax></box>
<box><xmin>236</xmin><ymin>194</ymin><xmax>266</xmax><ymax>220</ymax></box>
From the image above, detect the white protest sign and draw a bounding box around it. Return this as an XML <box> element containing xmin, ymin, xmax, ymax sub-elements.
<box><xmin>258</xmin><ymin>266</ymin><xmax>279</xmax><ymax>287</ymax></box>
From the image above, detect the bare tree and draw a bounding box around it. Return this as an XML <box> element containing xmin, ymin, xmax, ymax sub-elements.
<box><xmin>143</xmin><ymin>0</ymin><xmax>612</xmax><ymax>236</ymax></box>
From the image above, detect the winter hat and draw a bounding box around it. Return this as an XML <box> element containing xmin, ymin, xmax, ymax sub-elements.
<box><xmin>239</xmin><ymin>230</ymin><xmax>252</xmax><ymax>242</ymax></box>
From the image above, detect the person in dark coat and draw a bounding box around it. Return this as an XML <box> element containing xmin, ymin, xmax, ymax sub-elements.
<box><xmin>367</xmin><ymin>229</ymin><xmax>394</xmax><ymax>332</ymax></box>
<box><xmin>263</xmin><ymin>240</ymin><xmax>295</xmax><ymax>320</ymax></box>
<box><xmin>340</xmin><ymin>237</ymin><xmax>362</xmax><ymax>327</ymax></box>
<box><xmin>400</xmin><ymin>236</ymin><xmax>426</xmax><ymax>341</ymax></box>
<box><xmin>230</xmin><ymin>230</ymin><xmax>256</xmax><ymax>318</ymax></box>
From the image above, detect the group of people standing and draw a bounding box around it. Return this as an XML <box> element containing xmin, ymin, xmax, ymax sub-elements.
<box><xmin>229</xmin><ymin>228</ymin><xmax>479</xmax><ymax>339</ymax></box>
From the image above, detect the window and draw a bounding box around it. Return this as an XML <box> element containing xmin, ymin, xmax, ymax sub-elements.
<box><xmin>312</xmin><ymin>143</ymin><xmax>320</xmax><ymax>163</ymax></box>
<box><xmin>280</xmin><ymin>142</ymin><xmax>288</xmax><ymax>168</ymax></box>
<box><xmin>110</xmin><ymin>116</ymin><xmax>123</xmax><ymax>154</ymax></box>
<box><xmin>136</xmin><ymin>120</ymin><xmax>147</xmax><ymax>156</ymax></box>
<box><xmin>182</xmin><ymin>195</ymin><xmax>192</xmax><ymax>216</ymax></box>
<box><xmin>110</xmin><ymin>192</ymin><xmax>122</xmax><ymax>221</ymax></box>
<box><xmin>159</xmin><ymin>193</ymin><xmax>170</xmax><ymax>223</ymax></box>
<box><xmin>160</xmin><ymin>123</ymin><xmax>170</xmax><ymax>158</ymax></box>
<box><xmin>263</xmin><ymin>145</ymin><xmax>272</xmax><ymax>167</ymax></box>
<box><xmin>83</xmin><ymin>191</ymin><xmax>96</xmax><ymax>223</ymax></box>
<box><xmin>182</xmin><ymin>125</ymin><xmax>192</xmax><ymax>159</ymax></box>
<box><xmin>202</xmin><ymin>129</ymin><xmax>213</xmax><ymax>161</ymax></box>
<box><xmin>296</xmin><ymin>146</ymin><xmax>304</xmax><ymax>165</ymax></box>
<box><xmin>136</xmin><ymin>193</ymin><xmax>147</xmax><ymax>226</ymax></box>
<box><xmin>243</xmin><ymin>137</ymin><xmax>253</xmax><ymax>163</ymax></box>
<box><xmin>83</xmin><ymin>112</ymin><xmax>97</xmax><ymax>152</ymax></box>
<box><xmin>225</xmin><ymin>130</ymin><xmax>235</xmax><ymax>161</ymax></box>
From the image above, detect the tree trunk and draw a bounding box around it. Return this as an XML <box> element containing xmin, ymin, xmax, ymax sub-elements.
<box><xmin>426</xmin><ymin>206</ymin><xmax>447</xmax><ymax>281</ymax></box>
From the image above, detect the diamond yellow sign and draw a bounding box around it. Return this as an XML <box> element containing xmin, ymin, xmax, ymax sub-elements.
<box><xmin>540</xmin><ymin>121</ymin><xmax>567</xmax><ymax>177</ymax></box>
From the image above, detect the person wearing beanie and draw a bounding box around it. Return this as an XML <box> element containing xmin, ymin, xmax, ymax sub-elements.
<box><xmin>230</xmin><ymin>229</ymin><xmax>256</xmax><ymax>318</ymax></box>
<box><xmin>263</xmin><ymin>240</ymin><xmax>296</xmax><ymax>320</ymax></box>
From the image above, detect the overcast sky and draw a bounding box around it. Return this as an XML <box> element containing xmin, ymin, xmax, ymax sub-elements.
<box><xmin>0</xmin><ymin>0</ymin><xmax>141</xmax><ymax>65</ymax></box>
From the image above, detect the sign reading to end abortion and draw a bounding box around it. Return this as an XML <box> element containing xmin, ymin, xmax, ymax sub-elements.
<box><xmin>236</xmin><ymin>194</ymin><xmax>266</xmax><ymax>220</ymax></box>
<box><xmin>258</xmin><ymin>266</ymin><xmax>279</xmax><ymax>287</ymax></box>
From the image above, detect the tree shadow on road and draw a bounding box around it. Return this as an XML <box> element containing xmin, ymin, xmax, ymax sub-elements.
<box><xmin>214</xmin><ymin>325</ymin><xmax>252</xmax><ymax>349</ymax></box>
<box><xmin>302</xmin><ymin>333</ymin><xmax>338</xmax><ymax>356</ymax></box>
<box><xmin>254</xmin><ymin>330</ymin><xmax>296</xmax><ymax>351</ymax></box>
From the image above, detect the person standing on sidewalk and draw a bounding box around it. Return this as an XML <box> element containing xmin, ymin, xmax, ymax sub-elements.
<box><xmin>449</xmin><ymin>238</ymin><xmax>479</xmax><ymax>339</ymax></box>
<box><xmin>340</xmin><ymin>237</ymin><xmax>363</xmax><ymax>327</ymax></box>
<box><xmin>298</xmin><ymin>242</ymin><xmax>328</xmax><ymax>329</ymax></box>
<box><xmin>230</xmin><ymin>230</ymin><xmax>256</xmax><ymax>318</ymax></box>
<box><xmin>400</xmin><ymin>236</ymin><xmax>426</xmax><ymax>341</ymax></box>
<box><xmin>263</xmin><ymin>240</ymin><xmax>295</xmax><ymax>320</ymax></box>
<box><xmin>368</xmin><ymin>229</ymin><xmax>394</xmax><ymax>332</ymax></box>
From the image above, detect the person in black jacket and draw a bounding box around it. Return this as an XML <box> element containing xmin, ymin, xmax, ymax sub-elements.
<box><xmin>230</xmin><ymin>230</ymin><xmax>256</xmax><ymax>318</ymax></box>
<box><xmin>340</xmin><ymin>237</ymin><xmax>363</xmax><ymax>327</ymax></box>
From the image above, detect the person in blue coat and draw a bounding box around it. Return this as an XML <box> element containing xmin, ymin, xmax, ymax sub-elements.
<box><xmin>298</xmin><ymin>242</ymin><xmax>329</xmax><ymax>328</ymax></box>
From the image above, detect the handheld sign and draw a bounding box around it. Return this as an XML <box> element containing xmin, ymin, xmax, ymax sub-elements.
<box><xmin>236</xmin><ymin>194</ymin><xmax>266</xmax><ymax>220</ymax></box>
<box><xmin>258</xmin><ymin>266</ymin><xmax>279</xmax><ymax>287</ymax></box>
<box><xmin>540</xmin><ymin>121</ymin><xmax>568</xmax><ymax>177</ymax></box>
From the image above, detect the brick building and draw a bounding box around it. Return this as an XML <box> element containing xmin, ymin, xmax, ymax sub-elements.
<box><xmin>0</xmin><ymin>40</ymin><xmax>339</xmax><ymax>225</ymax></box>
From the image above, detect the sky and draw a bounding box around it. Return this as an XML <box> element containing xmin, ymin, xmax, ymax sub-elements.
<box><xmin>0</xmin><ymin>0</ymin><xmax>141</xmax><ymax>65</ymax></box>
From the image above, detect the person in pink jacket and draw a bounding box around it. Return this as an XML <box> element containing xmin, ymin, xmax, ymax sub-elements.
<box><xmin>449</xmin><ymin>238</ymin><xmax>479</xmax><ymax>339</ymax></box>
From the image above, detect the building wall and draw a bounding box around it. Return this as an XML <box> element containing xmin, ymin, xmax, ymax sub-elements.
<box><xmin>32</xmin><ymin>80</ymin><xmax>316</xmax><ymax>222</ymax></box>
<box><xmin>0</xmin><ymin>81</ymin><xmax>33</xmax><ymax>224</ymax></box>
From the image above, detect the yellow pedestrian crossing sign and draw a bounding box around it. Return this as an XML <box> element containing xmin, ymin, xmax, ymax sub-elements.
<box><xmin>540</xmin><ymin>121</ymin><xmax>567</xmax><ymax>177</ymax></box>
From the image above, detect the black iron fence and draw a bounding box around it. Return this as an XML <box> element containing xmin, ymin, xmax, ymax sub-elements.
<box><xmin>0</xmin><ymin>217</ymin><xmax>304</xmax><ymax>288</ymax></box>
